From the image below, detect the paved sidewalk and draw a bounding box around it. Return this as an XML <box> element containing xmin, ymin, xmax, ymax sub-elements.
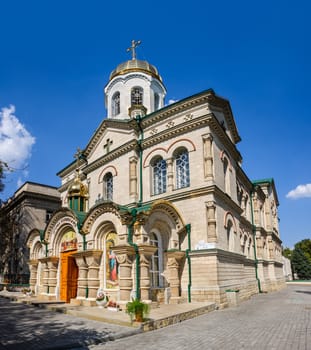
<box><xmin>0</xmin><ymin>296</ymin><xmax>137</xmax><ymax>350</ymax></box>
<box><xmin>90</xmin><ymin>284</ymin><xmax>311</xmax><ymax>350</ymax></box>
<box><xmin>0</xmin><ymin>285</ymin><xmax>310</xmax><ymax>349</ymax></box>
<box><xmin>0</xmin><ymin>291</ymin><xmax>215</xmax><ymax>349</ymax></box>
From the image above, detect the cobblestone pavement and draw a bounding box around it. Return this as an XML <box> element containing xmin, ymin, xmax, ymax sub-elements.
<box><xmin>0</xmin><ymin>297</ymin><xmax>137</xmax><ymax>350</ymax></box>
<box><xmin>90</xmin><ymin>284</ymin><xmax>311</xmax><ymax>350</ymax></box>
<box><xmin>1</xmin><ymin>285</ymin><xmax>310</xmax><ymax>350</ymax></box>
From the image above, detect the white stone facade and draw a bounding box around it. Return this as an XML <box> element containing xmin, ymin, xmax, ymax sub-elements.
<box><xmin>27</xmin><ymin>51</ymin><xmax>285</xmax><ymax>307</ymax></box>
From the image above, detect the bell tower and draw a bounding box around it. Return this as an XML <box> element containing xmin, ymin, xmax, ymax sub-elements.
<box><xmin>104</xmin><ymin>40</ymin><xmax>166</xmax><ymax>119</ymax></box>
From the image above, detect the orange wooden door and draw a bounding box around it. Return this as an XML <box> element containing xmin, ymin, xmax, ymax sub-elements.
<box><xmin>60</xmin><ymin>251</ymin><xmax>78</xmax><ymax>303</ymax></box>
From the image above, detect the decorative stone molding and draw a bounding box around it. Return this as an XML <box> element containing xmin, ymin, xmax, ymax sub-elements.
<box><xmin>113</xmin><ymin>245</ymin><xmax>136</xmax><ymax>301</ymax></box>
<box><xmin>206</xmin><ymin>201</ymin><xmax>217</xmax><ymax>243</ymax></box>
<box><xmin>138</xmin><ymin>244</ymin><xmax>158</xmax><ymax>301</ymax></box>
<box><xmin>167</xmin><ymin>157</ymin><xmax>174</xmax><ymax>191</ymax></box>
<box><xmin>166</xmin><ymin>251</ymin><xmax>185</xmax><ymax>300</ymax></box>
<box><xmin>202</xmin><ymin>134</ymin><xmax>214</xmax><ymax>180</ymax></box>
<box><xmin>83</xmin><ymin>250</ymin><xmax>103</xmax><ymax>299</ymax></box>
<box><xmin>129</xmin><ymin>156</ymin><xmax>138</xmax><ymax>201</ymax></box>
<box><xmin>28</xmin><ymin>259</ymin><xmax>39</xmax><ymax>293</ymax></box>
<box><xmin>71</xmin><ymin>251</ymin><xmax>88</xmax><ymax>299</ymax></box>
<box><xmin>81</xmin><ymin>203</ymin><xmax>121</xmax><ymax>234</ymax></box>
<box><xmin>38</xmin><ymin>257</ymin><xmax>59</xmax><ymax>295</ymax></box>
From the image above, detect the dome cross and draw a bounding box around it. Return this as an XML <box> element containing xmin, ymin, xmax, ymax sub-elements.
<box><xmin>127</xmin><ymin>40</ymin><xmax>141</xmax><ymax>60</ymax></box>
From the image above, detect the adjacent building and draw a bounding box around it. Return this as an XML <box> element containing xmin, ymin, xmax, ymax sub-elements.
<box><xmin>0</xmin><ymin>182</ymin><xmax>61</xmax><ymax>284</ymax></box>
<box><xmin>26</xmin><ymin>41</ymin><xmax>285</xmax><ymax>307</ymax></box>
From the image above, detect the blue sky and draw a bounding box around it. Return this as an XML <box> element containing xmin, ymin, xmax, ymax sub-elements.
<box><xmin>0</xmin><ymin>0</ymin><xmax>310</xmax><ymax>248</ymax></box>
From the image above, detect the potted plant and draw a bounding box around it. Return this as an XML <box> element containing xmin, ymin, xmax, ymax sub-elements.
<box><xmin>126</xmin><ymin>298</ymin><xmax>149</xmax><ymax>322</ymax></box>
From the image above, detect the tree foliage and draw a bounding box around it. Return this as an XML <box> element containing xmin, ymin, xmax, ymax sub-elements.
<box><xmin>291</xmin><ymin>247</ymin><xmax>311</xmax><ymax>280</ymax></box>
<box><xmin>0</xmin><ymin>161</ymin><xmax>5</xmax><ymax>193</ymax></box>
<box><xmin>282</xmin><ymin>247</ymin><xmax>292</xmax><ymax>260</ymax></box>
<box><xmin>283</xmin><ymin>239</ymin><xmax>311</xmax><ymax>280</ymax></box>
<box><xmin>294</xmin><ymin>239</ymin><xmax>311</xmax><ymax>264</ymax></box>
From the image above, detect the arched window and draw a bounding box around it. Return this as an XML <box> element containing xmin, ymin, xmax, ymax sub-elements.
<box><xmin>152</xmin><ymin>157</ymin><xmax>167</xmax><ymax>195</ymax></box>
<box><xmin>131</xmin><ymin>87</ymin><xmax>143</xmax><ymax>105</ymax></box>
<box><xmin>227</xmin><ymin>220</ymin><xmax>234</xmax><ymax>251</ymax></box>
<box><xmin>154</xmin><ymin>93</ymin><xmax>160</xmax><ymax>110</ymax></box>
<box><xmin>175</xmin><ymin>148</ymin><xmax>190</xmax><ymax>189</ymax></box>
<box><xmin>112</xmin><ymin>92</ymin><xmax>120</xmax><ymax>116</ymax></box>
<box><xmin>150</xmin><ymin>232</ymin><xmax>160</xmax><ymax>287</ymax></box>
<box><xmin>103</xmin><ymin>172</ymin><xmax>113</xmax><ymax>201</ymax></box>
<box><xmin>223</xmin><ymin>157</ymin><xmax>230</xmax><ymax>195</ymax></box>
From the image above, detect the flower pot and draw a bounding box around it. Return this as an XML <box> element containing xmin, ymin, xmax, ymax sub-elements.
<box><xmin>135</xmin><ymin>309</ymin><xmax>143</xmax><ymax>322</ymax></box>
<box><xmin>96</xmin><ymin>300</ymin><xmax>108</xmax><ymax>308</ymax></box>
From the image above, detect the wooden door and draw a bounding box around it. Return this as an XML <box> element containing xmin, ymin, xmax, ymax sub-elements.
<box><xmin>60</xmin><ymin>251</ymin><xmax>78</xmax><ymax>303</ymax></box>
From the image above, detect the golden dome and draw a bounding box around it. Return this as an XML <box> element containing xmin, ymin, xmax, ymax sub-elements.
<box><xmin>109</xmin><ymin>59</ymin><xmax>162</xmax><ymax>82</ymax></box>
<box><xmin>68</xmin><ymin>173</ymin><xmax>88</xmax><ymax>198</ymax></box>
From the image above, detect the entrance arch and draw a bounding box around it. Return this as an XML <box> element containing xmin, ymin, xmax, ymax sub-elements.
<box><xmin>60</xmin><ymin>251</ymin><xmax>78</xmax><ymax>302</ymax></box>
<box><xmin>59</xmin><ymin>230</ymin><xmax>78</xmax><ymax>303</ymax></box>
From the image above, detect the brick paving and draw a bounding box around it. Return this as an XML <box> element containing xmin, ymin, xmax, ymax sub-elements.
<box><xmin>0</xmin><ymin>297</ymin><xmax>136</xmax><ymax>350</ymax></box>
<box><xmin>90</xmin><ymin>284</ymin><xmax>311</xmax><ymax>350</ymax></box>
<box><xmin>0</xmin><ymin>284</ymin><xmax>310</xmax><ymax>350</ymax></box>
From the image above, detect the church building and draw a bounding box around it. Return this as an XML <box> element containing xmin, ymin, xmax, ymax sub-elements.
<box><xmin>26</xmin><ymin>41</ymin><xmax>285</xmax><ymax>308</ymax></box>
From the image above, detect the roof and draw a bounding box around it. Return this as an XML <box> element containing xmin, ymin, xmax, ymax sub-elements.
<box><xmin>109</xmin><ymin>59</ymin><xmax>162</xmax><ymax>82</ymax></box>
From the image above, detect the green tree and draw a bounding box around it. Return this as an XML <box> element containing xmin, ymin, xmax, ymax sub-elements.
<box><xmin>291</xmin><ymin>247</ymin><xmax>311</xmax><ymax>280</ymax></box>
<box><xmin>282</xmin><ymin>247</ymin><xmax>292</xmax><ymax>260</ymax></box>
<box><xmin>294</xmin><ymin>239</ymin><xmax>311</xmax><ymax>264</ymax></box>
<box><xmin>0</xmin><ymin>161</ymin><xmax>6</xmax><ymax>193</ymax></box>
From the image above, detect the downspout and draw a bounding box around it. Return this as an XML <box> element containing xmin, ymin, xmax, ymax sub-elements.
<box><xmin>80</xmin><ymin>233</ymin><xmax>88</xmax><ymax>297</ymax></box>
<box><xmin>128</xmin><ymin>208</ymin><xmax>141</xmax><ymax>300</ymax></box>
<box><xmin>185</xmin><ymin>224</ymin><xmax>192</xmax><ymax>303</ymax></box>
<box><xmin>135</xmin><ymin>115</ymin><xmax>144</xmax><ymax>206</ymax></box>
<box><xmin>250</xmin><ymin>186</ymin><xmax>262</xmax><ymax>293</ymax></box>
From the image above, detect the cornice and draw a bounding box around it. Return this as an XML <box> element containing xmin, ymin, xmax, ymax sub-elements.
<box><xmin>84</xmin><ymin>119</ymin><xmax>134</xmax><ymax>158</ymax></box>
<box><xmin>239</xmin><ymin>215</ymin><xmax>253</xmax><ymax>230</ymax></box>
<box><xmin>206</xmin><ymin>93</ymin><xmax>241</xmax><ymax>144</ymax></box>
<box><xmin>81</xmin><ymin>202</ymin><xmax>121</xmax><ymax>234</ymax></box>
<box><xmin>141</xmin><ymin>113</ymin><xmax>242</xmax><ymax>163</ymax></box>
<box><xmin>236</xmin><ymin>167</ymin><xmax>253</xmax><ymax>191</ymax></box>
<box><xmin>141</xmin><ymin>92</ymin><xmax>212</xmax><ymax>128</ymax></box>
<box><xmin>143</xmin><ymin>184</ymin><xmax>243</xmax><ymax>215</ymax></box>
<box><xmin>83</xmin><ymin>139</ymin><xmax>137</xmax><ymax>174</ymax></box>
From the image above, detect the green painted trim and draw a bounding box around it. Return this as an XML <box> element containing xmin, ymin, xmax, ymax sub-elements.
<box><xmin>134</xmin><ymin>115</ymin><xmax>144</xmax><ymax>206</ymax></box>
<box><xmin>127</xmin><ymin>208</ymin><xmax>140</xmax><ymax>300</ymax></box>
<box><xmin>185</xmin><ymin>223</ymin><xmax>192</xmax><ymax>303</ymax></box>
<box><xmin>252</xmin><ymin>178</ymin><xmax>274</xmax><ymax>185</ymax></box>
<box><xmin>250</xmin><ymin>187</ymin><xmax>262</xmax><ymax>293</ymax></box>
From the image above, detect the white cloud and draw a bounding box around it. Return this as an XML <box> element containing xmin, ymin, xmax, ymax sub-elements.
<box><xmin>286</xmin><ymin>183</ymin><xmax>311</xmax><ymax>199</ymax></box>
<box><xmin>17</xmin><ymin>177</ymin><xmax>24</xmax><ymax>189</ymax></box>
<box><xmin>167</xmin><ymin>99</ymin><xmax>178</xmax><ymax>105</ymax></box>
<box><xmin>0</xmin><ymin>104</ymin><xmax>35</xmax><ymax>171</ymax></box>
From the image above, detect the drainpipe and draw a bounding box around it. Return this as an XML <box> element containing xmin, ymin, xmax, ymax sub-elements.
<box><xmin>82</xmin><ymin>234</ymin><xmax>86</xmax><ymax>251</ymax></box>
<box><xmin>185</xmin><ymin>224</ymin><xmax>192</xmax><ymax>303</ymax></box>
<box><xmin>250</xmin><ymin>187</ymin><xmax>262</xmax><ymax>293</ymax></box>
<box><xmin>135</xmin><ymin>115</ymin><xmax>144</xmax><ymax>206</ymax></box>
<box><xmin>128</xmin><ymin>208</ymin><xmax>141</xmax><ymax>300</ymax></box>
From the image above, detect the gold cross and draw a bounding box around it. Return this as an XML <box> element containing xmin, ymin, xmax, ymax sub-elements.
<box><xmin>74</xmin><ymin>147</ymin><xmax>83</xmax><ymax>162</ymax></box>
<box><xmin>127</xmin><ymin>40</ymin><xmax>141</xmax><ymax>60</ymax></box>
